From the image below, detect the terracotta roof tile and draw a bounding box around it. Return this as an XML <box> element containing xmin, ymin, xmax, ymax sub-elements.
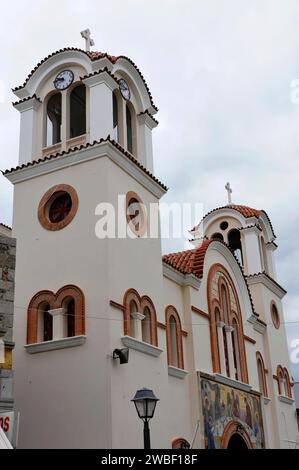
<box><xmin>191</xmin><ymin>204</ymin><xmax>275</xmax><ymax>238</ymax></box>
<box><xmin>162</xmin><ymin>240</ymin><xmax>212</xmax><ymax>278</ymax></box>
<box><xmin>0</xmin><ymin>223</ymin><xmax>12</xmax><ymax>231</ymax></box>
<box><xmin>2</xmin><ymin>136</ymin><xmax>168</xmax><ymax>191</ymax></box>
<box><xmin>12</xmin><ymin>48</ymin><xmax>158</xmax><ymax>111</ymax></box>
<box><xmin>163</xmin><ymin>239</ymin><xmax>258</xmax><ymax>316</ymax></box>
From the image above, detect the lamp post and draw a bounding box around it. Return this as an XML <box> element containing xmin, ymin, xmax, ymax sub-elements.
<box><xmin>131</xmin><ymin>388</ymin><xmax>159</xmax><ymax>450</ymax></box>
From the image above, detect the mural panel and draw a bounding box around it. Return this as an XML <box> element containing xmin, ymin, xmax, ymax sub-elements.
<box><xmin>200</xmin><ymin>375</ymin><xmax>265</xmax><ymax>449</ymax></box>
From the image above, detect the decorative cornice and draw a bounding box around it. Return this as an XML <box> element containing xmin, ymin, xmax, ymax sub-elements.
<box><xmin>3</xmin><ymin>137</ymin><xmax>167</xmax><ymax>197</ymax></box>
<box><xmin>162</xmin><ymin>263</ymin><xmax>201</xmax><ymax>290</ymax></box>
<box><xmin>12</xmin><ymin>48</ymin><xmax>158</xmax><ymax>111</ymax></box>
<box><xmin>13</xmin><ymin>94</ymin><xmax>42</xmax><ymax>112</ymax></box>
<box><xmin>137</xmin><ymin>110</ymin><xmax>159</xmax><ymax>129</ymax></box>
<box><xmin>246</xmin><ymin>272</ymin><xmax>286</xmax><ymax>299</ymax></box>
<box><xmin>278</xmin><ymin>395</ymin><xmax>295</xmax><ymax>405</ymax></box>
<box><xmin>81</xmin><ymin>67</ymin><xmax>118</xmax><ymax>90</ymax></box>
<box><xmin>24</xmin><ymin>335</ymin><xmax>86</xmax><ymax>354</ymax></box>
<box><xmin>121</xmin><ymin>335</ymin><xmax>163</xmax><ymax>357</ymax></box>
<box><xmin>168</xmin><ymin>366</ymin><xmax>188</xmax><ymax>379</ymax></box>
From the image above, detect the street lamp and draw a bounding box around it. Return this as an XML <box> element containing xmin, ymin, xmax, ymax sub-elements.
<box><xmin>131</xmin><ymin>388</ymin><xmax>159</xmax><ymax>449</ymax></box>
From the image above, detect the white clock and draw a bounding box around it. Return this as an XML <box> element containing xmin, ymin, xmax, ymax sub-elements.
<box><xmin>54</xmin><ymin>70</ymin><xmax>74</xmax><ymax>90</ymax></box>
<box><xmin>119</xmin><ymin>79</ymin><xmax>130</xmax><ymax>101</ymax></box>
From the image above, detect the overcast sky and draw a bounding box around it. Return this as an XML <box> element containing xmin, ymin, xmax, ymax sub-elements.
<box><xmin>0</xmin><ymin>0</ymin><xmax>299</xmax><ymax>389</ymax></box>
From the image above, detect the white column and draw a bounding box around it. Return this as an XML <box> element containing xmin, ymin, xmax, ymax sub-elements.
<box><xmin>241</xmin><ymin>226</ymin><xmax>263</xmax><ymax>275</ymax></box>
<box><xmin>83</xmin><ymin>71</ymin><xmax>117</xmax><ymax>143</ymax></box>
<box><xmin>225</xmin><ymin>325</ymin><xmax>236</xmax><ymax>379</ymax></box>
<box><xmin>137</xmin><ymin>113</ymin><xmax>157</xmax><ymax>173</ymax></box>
<box><xmin>216</xmin><ymin>321</ymin><xmax>226</xmax><ymax>375</ymax></box>
<box><xmin>131</xmin><ymin>312</ymin><xmax>145</xmax><ymax>341</ymax></box>
<box><xmin>48</xmin><ymin>308</ymin><xmax>66</xmax><ymax>341</ymax></box>
<box><xmin>14</xmin><ymin>97</ymin><xmax>41</xmax><ymax>165</ymax></box>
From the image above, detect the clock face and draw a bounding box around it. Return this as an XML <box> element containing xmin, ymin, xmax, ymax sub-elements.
<box><xmin>54</xmin><ymin>70</ymin><xmax>74</xmax><ymax>90</ymax></box>
<box><xmin>119</xmin><ymin>79</ymin><xmax>130</xmax><ymax>101</ymax></box>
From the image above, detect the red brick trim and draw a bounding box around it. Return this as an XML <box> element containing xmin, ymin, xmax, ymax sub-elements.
<box><xmin>270</xmin><ymin>301</ymin><xmax>280</xmax><ymax>329</ymax></box>
<box><xmin>122</xmin><ymin>289</ymin><xmax>158</xmax><ymax>346</ymax></box>
<box><xmin>38</xmin><ymin>184</ymin><xmax>78</xmax><ymax>231</ymax></box>
<box><xmin>220</xmin><ymin>420</ymin><xmax>253</xmax><ymax>449</ymax></box>
<box><xmin>27</xmin><ymin>285</ymin><xmax>85</xmax><ymax>344</ymax></box>
<box><xmin>276</xmin><ymin>365</ymin><xmax>292</xmax><ymax>398</ymax></box>
<box><xmin>207</xmin><ymin>263</ymin><xmax>249</xmax><ymax>383</ymax></box>
<box><xmin>191</xmin><ymin>306</ymin><xmax>210</xmax><ymax>319</ymax></box>
<box><xmin>157</xmin><ymin>321</ymin><xmax>166</xmax><ymax>330</ymax></box>
<box><xmin>109</xmin><ymin>300</ymin><xmax>125</xmax><ymax>311</ymax></box>
<box><xmin>172</xmin><ymin>437</ymin><xmax>190</xmax><ymax>449</ymax></box>
<box><xmin>165</xmin><ymin>305</ymin><xmax>184</xmax><ymax>369</ymax></box>
<box><xmin>256</xmin><ymin>351</ymin><xmax>268</xmax><ymax>397</ymax></box>
<box><xmin>125</xmin><ymin>191</ymin><xmax>147</xmax><ymax>237</ymax></box>
<box><xmin>244</xmin><ymin>335</ymin><xmax>256</xmax><ymax>344</ymax></box>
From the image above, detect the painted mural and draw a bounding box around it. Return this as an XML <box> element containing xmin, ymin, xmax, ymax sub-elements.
<box><xmin>200</xmin><ymin>377</ymin><xmax>265</xmax><ymax>449</ymax></box>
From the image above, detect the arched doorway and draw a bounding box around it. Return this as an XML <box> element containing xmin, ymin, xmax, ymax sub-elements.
<box><xmin>227</xmin><ymin>433</ymin><xmax>248</xmax><ymax>449</ymax></box>
<box><xmin>221</xmin><ymin>421</ymin><xmax>253</xmax><ymax>449</ymax></box>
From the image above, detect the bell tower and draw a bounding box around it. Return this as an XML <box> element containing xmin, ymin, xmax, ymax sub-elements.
<box><xmin>12</xmin><ymin>33</ymin><xmax>158</xmax><ymax>172</ymax></box>
<box><xmin>5</xmin><ymin>34</ymin><xmax>168</xmax><ymax>448</ymax></box>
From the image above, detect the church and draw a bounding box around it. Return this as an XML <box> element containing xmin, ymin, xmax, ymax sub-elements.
<box><xmin>2</xmin><ymin>31</ymin><xmax>298</xmax><ymax>448</ymax></box>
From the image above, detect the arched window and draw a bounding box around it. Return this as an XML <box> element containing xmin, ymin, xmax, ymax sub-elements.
<box><xmin>113</xmin><ymin>92</ymin><xmax>119</xmax><ymax>142</ymax></box>
<box><xmin>277</xmin><ymin>366</ymin><xmax>292</xmax><ymax>398</ymax></box>
<box><xmin>27</xmin><ymin>286</ymin><xmax>85</xmax><ymax>344</ymax></box>
<box><xmin>142</xmin><ymin>306</ymin><xmax>151</xmax><ymax>344</ymax></box>
<box><xmin>62</xmin><ymin>297</ymin><xmax>76</xmax><ymax>338</ymax></box>
<box><xmin>221</xmin><ymin>285</ymin><xmax>230</xmax><ymax>377</ymax></box>
<box><xmin>123</xmin><ymin>289</ymin><xmax>158</xmax><ymax>346</ymax></box>
<box><xmin>129</xmin><ymin>300</ymin><xmax>138</xmax><ymax>339</ymax></box>
<box><xmin>46</xmin><ymin>93</ymin><xmax>62</xmax><ymax>146</ymax></box>
<box><xmin>256</xmin><ymin>352</ymin><xmax>268</xmax><ymax>397</ymax></box>
<box><xmin>271</xmin><ymin>302</ymin><xmax>280</xmax><ymax>329</ymax></box>
<box><xmin>37</xmin><ymin>302</ymin><xmax>52</xmax><ymax>342</ymax></box>
<box><xmin>166</xmin><ymin>306</ymin><xmax>184</xmax><ymax>370</ymax></box>
<box><xmin>207</xmin><ymin>264</ymin><xmax>248</xmax><ymax>383</ymax></box>
<box><xmin>70</xmin><ymin>84</ymin><xmax>86</xmax><ymax>138</ymax></box>
<box><xmin>232</xmin><ymin>318</ymin><xmax>241</xmax><ymax>380</ymax></box>
<box><xmin>126</xmin><ymin>105</ymin><xmax>133</xmax><ymax>153</ymax></box>
<box><xmin>126</xmin><ymin>103</ymin><xmax>137</xmax><ymax>155</ymax></box>
<box><xmin>228</xmin><ymin>229</ymin><xmax>243</xmax><ymax>265</ymax></box>
<box><xmin>212</xmin><ymin>233</ymin><xmax>224</xmax><ymax>241</ymax></box>
<box><xmin>172</xmin><ymin>438</ymin><xmax>190</xmax><ymax>449</ymax></box>
<box><xmin>260</xmin><ymin>236</ymin><xmax>268</xmax><ymax>273</ymax></box>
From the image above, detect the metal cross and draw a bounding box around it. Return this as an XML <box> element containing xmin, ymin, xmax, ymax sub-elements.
<box><xmin>80</xmin><ymin>29</ymin><xmax>95</xmax><ymax>52</ymax></box>
<box><xmin>225</xmin><ymin>182</ymin><xmax>232</xmax><ymax>204</ymax></box>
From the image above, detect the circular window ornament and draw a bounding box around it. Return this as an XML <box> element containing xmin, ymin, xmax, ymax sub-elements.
<box><xmin>271</xmin><ymin>302</ymin><xmax>280</xmax><ymax>329</ymax></box>
<box><xmin>38</xmin><ymin>184</ymin><xmax>78</xmax><ymax>231</ymax></box>
<box><xmin>220</xmin><ymin>221</ymin><xmax>229</xmax><ymax>231</ymax></box>
<box><xmin>125</xmin><ymin>191</ymin><xmax>147</xmax><ymax>237</ymax></box>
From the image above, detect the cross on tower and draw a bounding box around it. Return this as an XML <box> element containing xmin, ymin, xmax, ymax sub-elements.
<box><xmin>225</xmin><ymin>182</ymin><xmax>232</xmax><ymax>204</ymax></box>
<box><xmin>80</xmin><ymin>29</ymin><xmax>95</xmax><ymax>52</ymax></box>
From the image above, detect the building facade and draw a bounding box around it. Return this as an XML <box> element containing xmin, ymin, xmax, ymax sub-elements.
<box><xmin>4</xmin><ymin>46</ymin><xmax>298</xmax><ymax>448</ymax></box>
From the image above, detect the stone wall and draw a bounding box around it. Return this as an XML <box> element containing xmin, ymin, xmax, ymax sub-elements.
<box><xmin>0</xmin><ymin>235</ymin><xmax>16</xmax><ymax>411</ymax></box>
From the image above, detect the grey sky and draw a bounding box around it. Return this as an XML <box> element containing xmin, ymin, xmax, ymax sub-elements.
<box><xmin>1</xmin><ymin>0</ymin><xmax>299</xmax><ymax>384</ymax></box>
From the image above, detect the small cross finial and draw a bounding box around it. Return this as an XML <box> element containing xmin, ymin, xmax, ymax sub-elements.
<box><xmin>80</xmin><ymin>28</ymin><xmax>95</xmax><ymax>52</ymax></box>
<box><xmin>225</xmin><ymin>182</ymin><xmax>232</xmax><ymax>204</ymax></box>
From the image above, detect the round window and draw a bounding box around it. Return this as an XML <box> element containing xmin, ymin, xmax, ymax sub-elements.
<box><xmin>125</xmin><ymin>192</ymin><xmax>147</xmax><ymax>237</ymax></box>
<box><xmin>48</xmin><ymin>192</ymin><xmax>72</xmax><ymax>223</ymax></box>
<box><xmin>220</xmin><ymin>221</ymin><xmax>229</xmax><ymax>230</ymax></box>
<box><xmin>271</xmin><ymin>303</ymin><xmax>280</xmax><ymax>329</ymax></box>
<box><xmin>38</xmin><ymin>184</ymin><xmax>78</xmax><ymax>231</ymax></box>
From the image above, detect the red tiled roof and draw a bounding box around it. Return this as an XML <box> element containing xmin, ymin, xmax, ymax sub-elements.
<box><xmin>0</xmin><ymin>223</ymin><xmax>12</xmax><ymax>231</ymax></box>
<box><xmin>163</xmin><ymin>239</ymin><xmax>258</xmax><ymax>316</ymax></box>
<box><xmin>2</xmin><ymin>136</ymin><xmax>168</xmax><ymax>191</ymax></box>
<box><xmin>12</xmin><ymin>48</ymin><xmax>158</xmax><ymax>111</ymax></box>
<box><xmin>191</xmin><ymin>204</ymin><xmax>275</xmax><ymax>237</ymax></box>
<box><xmin>162</xmin><ymin>240</ymin><xmax>212</xmax><ymax>278</ymax></box>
